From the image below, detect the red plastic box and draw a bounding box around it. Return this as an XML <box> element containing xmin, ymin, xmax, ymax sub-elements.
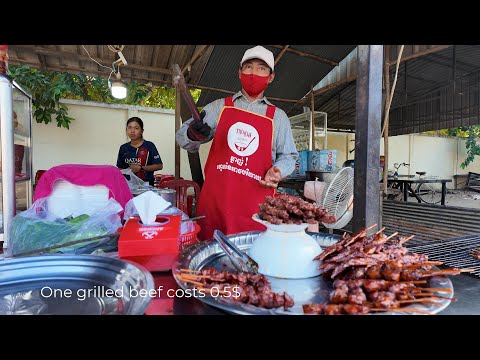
<box><xmin>119</xmin><ymin>214</ymin><xmax>181</xmax><ymax>272</ymax></box>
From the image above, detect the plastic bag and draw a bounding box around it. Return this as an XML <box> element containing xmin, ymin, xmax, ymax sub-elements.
<box><xmin>6</xmin><ymin>197</ymin><xmax>123</xmax><ymax>257</ymax></box>
<box><xmin>120</xmin><ymin>168</ymin><xmax>151</xmax><ymax>192</ymax></box>
<box><xmin>123</xmin><ymin>197</ymin><xmax>195</xmax><ymax>234</ymax></box>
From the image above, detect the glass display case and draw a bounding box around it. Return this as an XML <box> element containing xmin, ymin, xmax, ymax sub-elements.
<box><xmin>289</xmin><ymin>111</ymin><xmax>328</xmax><ymax>151</ymax></box>
<box><xmin>0</xmin><ymin>77</ymin><xmax>33</xmax><ymax>246</ymax></box>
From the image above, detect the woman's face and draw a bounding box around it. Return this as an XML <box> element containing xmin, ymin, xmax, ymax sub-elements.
<box><xmin>127</xmin><ymin>121</ymin><xmax>143</xmax><ymax>141</ymax></box>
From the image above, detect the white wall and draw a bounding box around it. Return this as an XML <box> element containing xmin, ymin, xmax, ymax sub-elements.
<box><xmin>380</xmin><ymin>134</ymin><xmax>480</xmax><ymax>176</ymax></box>
<box><xmin>32</xmin><ymin>100</ymin><xmax>212</xmax><ymax>182</ymax></box>
<box><xmin>323</xmin><ymin>132</ymin><xmax>350</xmax><ymax>168</ymax></box>
<box><xmin>31</xmin><ymin>100</ymin><xmax>480</xmax><ymax>189</ymax></box>
<box><xmin>381</xmin><ymin>135</ymin><xmax>457</xmax><ymax>180</ymax></box>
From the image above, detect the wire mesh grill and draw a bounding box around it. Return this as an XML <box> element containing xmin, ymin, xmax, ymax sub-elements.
<box><xmin>407</xmin><ymin>234</ymin><xmax>480</xmax><ymax>278</ymax></box>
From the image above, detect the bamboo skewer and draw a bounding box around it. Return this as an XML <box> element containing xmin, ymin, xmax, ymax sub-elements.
<box><xmin>407</xmin><ymin>293</ymin><xmax>456</xmax><ymax>301</ymax></box>
<box><xmin>398</xmin><ymin>298</ymin><xmax>442</xmax><ymax>306</ymax></box>
<box><xmin>416</xmin><ymin>287</ymin><xmax>453</xmax><ymax>293</ymax></box>
<box><xmin>370</xmin><ymin>307</ymin><xmax>431</xmax><ymax>315</ymax></box>
<box><xmin>420</xmin><ymin>268</ymin><xmax>474</xmax><ymax>277</ymax></box>
<box><xmin>179</xmin><ymin>268</ymin><xmax>200</xmax><ymax>273</ymax></box>
<box><xmin>402</xmin><ymin>261</ymin><xmax>444</xmax><ymax>269</ymax></box>
<box><xmin>385</xmin><ymin>232</ymin><xmax>399</xmax><ymax>241</ymax></box>
<box><xmin>400</xmin><ymin>235</ymin><xmax>415</xmax><ymax>244</ymax></box>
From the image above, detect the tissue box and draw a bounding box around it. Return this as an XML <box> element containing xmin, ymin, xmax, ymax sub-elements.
<box><xmin>119</xmin><ymin>214</ymin><xmax>181</xmax><ymax>272</ymax></box>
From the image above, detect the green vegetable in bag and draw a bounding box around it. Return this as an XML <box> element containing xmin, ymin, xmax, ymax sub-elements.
<box><xmin>67</xmin><ymin>214</ymin><xmax>90</xmax><ymax>224</ymax></box>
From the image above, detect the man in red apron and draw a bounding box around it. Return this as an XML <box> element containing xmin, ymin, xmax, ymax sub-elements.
<box><xmin>176</xmin><ymin>46</ymin><xmax>298</xmax><ymax>240</ymax></box>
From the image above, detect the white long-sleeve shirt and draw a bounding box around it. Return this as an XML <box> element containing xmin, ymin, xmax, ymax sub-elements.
<box><xmin>175</xmin><ymin>91</ymin><xmax>299</xmax><ymax>177</ymax></box>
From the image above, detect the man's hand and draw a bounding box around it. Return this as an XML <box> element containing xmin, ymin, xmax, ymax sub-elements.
<box><xmin>259</xmin><ymin>166</ymin><xmax>283</xmax><ymax>188</ymax></box>
<box><xmin>187</xmin><ymin>110</ymin><xmax>211</xmax><ymax>141</ymax></box>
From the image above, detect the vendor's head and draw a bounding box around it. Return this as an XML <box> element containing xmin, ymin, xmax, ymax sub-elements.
<box><xmin>126</xmin><ymin>116</ymin><xmax>144</xmax><ymax>141</ymax></box>
<box><xmin>239</xmin><ymin>45</ymin><xmax>275</xmax><ymax>98</ymax></box>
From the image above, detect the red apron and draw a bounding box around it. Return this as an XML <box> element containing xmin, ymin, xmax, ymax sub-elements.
<box><xmin>196</xmin><ymin>97</ymin><xmax>276</xmax><ymax>241</ymax></box>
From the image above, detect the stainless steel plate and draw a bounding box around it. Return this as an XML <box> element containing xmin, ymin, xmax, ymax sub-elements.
<box><xmin>172</xmin><ymin>231</ymin><xmax>454</xmax><ymax>315</ymax></box>
<box><xmin>0</xmin><ymin>254</ymin><xmax>154</xmax><ymax>315</ymax></box>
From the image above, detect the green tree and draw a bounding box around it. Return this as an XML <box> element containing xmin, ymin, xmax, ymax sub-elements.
<box><xmin>460</xmin><ymin>126</ymin><xmax>480</xmax><ymax>169</ymax></box>
<box><xmin>8</xmin><ymin>65</ymin><xmax>201</xmax><ymax>129</ymax></box>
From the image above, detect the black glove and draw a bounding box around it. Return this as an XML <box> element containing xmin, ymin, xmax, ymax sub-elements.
<box><xmin>187</xmin><ymin>110</ymin><xmax>211</xmax><ymax>141</ymax></box>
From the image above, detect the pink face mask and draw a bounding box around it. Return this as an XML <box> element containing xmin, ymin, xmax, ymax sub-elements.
<box><xmin>240</xmin><ymin>73</ymin><xmax>270</xmax><ymax>97</ymax></box>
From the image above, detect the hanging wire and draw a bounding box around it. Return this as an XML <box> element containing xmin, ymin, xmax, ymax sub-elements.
<box><xmin>81</xmin><ymin>45</ymin><xmax>115</xmax><ymax>74</ymax></box>
<box><xmin>82</xmin><ymin>45</ymin><xmax>124</xmax><ymax>87</ymax></box>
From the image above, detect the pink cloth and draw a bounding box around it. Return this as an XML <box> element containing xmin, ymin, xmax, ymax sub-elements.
<box><xmin>33</xmin><ymin>164</ymin><xmax>133</xmax><ymax>212</ymax></box>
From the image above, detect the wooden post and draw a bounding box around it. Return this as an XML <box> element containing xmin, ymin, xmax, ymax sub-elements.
<box><xmin>353</xmin><ymin>45</ymin><xmax>384</xmax><ymax>234</ymax></box>
<box><xmin>0</xmin><ymin>45</ymin><xmax>8</xmax><ymax>75</ymax></box>
<box><xmin>310</xmin><ymin>86</ymin><xmax>315</xmax><ymax>150</ymax></box>
<box><xmin>383</xmin><ymin>46</ymin><xmax>391</xmax><ymax>195</ymax></box>
<box><xmin>175</xmin><ymin>87</ymin><xmax>181</xmax><ymax>179</ymax></box>
<box><xmin>179</xmin><ymin>94</ymin><xmax>204</xmax><ymax>188</ymax></box>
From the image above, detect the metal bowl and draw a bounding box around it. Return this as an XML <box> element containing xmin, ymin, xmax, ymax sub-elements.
<box><xmin>0</xmin><ymin>254</ymin><xmax>154</xmax><ymax>315</ymax></box>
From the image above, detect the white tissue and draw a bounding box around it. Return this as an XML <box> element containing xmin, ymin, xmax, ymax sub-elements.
<box><xmin>132</xmin><ymin>191</ymin><xmax>172</xmax><ymax>225</ymax></box>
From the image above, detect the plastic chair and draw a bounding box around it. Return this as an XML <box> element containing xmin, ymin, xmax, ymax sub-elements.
<box><xmin>160</xmin><ymin>179</ymin><xmax>201</xmax><ymax>217</ymax></box>
<box><xmin>155</xmin><ymin>174</ymin><xmax>183</xmax><ymax>188</ymax></box>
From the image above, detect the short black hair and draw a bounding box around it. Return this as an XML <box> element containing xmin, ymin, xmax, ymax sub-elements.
<box><xmin>126</xmin><ymin>116</ymin><xmax>144</xmax><ymax>130</ymax></box>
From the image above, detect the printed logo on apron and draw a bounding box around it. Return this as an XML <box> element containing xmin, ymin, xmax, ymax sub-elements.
<box><xmin>227</xmin><ymin>122</ymin><xmax>259</xmax><ymax>157</ymax></box>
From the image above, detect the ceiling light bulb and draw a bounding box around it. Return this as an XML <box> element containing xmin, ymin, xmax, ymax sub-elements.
<box><xmin>111</xmin><ymin>71</ymin><xmax>127</xmax><ymax>99</ymax></box>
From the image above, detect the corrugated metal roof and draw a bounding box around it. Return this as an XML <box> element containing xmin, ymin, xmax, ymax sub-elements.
<box><xmin>196</xmin><ymin>45</ymin><xmax>357</xmax><ymax>109</ymax></box>
<box><xmin>311</xmin><ymin>45</ymin><xmax>480</xmax><ymax>134</ymax></box>
<box><xmin>316</xmin><ymin>82</ymin><xmax>357</xmax><ymax>130</ymax></box>
<box><xmin>291</xmin><ymin>45</ymin><xmax>356</xmax><ymax>63</ymax></box>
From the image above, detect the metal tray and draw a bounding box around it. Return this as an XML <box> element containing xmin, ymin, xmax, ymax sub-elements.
<box><xmin>172</xmin><ymin>231</ymin><xmax>454</xmax><ymax>315</ymax></box>
<box><xmin>0</xmin><ymin>254</ymin><xmax>154</xmax><ymax>315</ymax></box>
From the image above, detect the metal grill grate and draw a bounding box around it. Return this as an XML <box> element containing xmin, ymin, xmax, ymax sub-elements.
<box><xmin>407</xmin><ymin>234</ymin><xmax>480</xmax><ymax>278</ymax></box>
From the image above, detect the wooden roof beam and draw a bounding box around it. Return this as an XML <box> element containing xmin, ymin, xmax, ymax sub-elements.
<box><xmin>10</xmin><ymin>45</ymin><xmax>173</xmax><ymax>76</ymax></box>
<box><xmin>182</xmin><ymin>45</ymin><xmax>209</xmax><ymax>74</ymax></box>
<box><xmin>274</xmin><ymin>45</ymin><xmax>289</xmax><ymax>65</ymax></box>
<box><xmin>269</xmin><ymin>45</ymin><xmax>339</xmax><ymax>66</ymax></box>
<box><xmin>292</xmin><ymin>75</ymin><xmax>357</xmax><ymax>109</ymax></box>
<box><xmin>387</xmin><ymin>45</ymin><xmax>451</xmax><ymax>66</ymax></box>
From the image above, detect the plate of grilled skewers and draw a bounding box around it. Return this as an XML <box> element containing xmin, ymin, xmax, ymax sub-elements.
<box><xmin>173</xmin><ymin>222</ymin><xmax>475</xmax><ymax>315</ymax></box>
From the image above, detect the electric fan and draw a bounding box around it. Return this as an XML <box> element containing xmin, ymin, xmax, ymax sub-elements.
<box><xmin>304</xmin><ymin>167</ymin><xmax>354</xmax><ymax>229</ymax></box>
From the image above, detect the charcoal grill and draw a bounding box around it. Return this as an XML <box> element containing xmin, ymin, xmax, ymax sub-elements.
<box><xmin>407</xmin><ymin>234</ymin><xmax>480</xmax><ymax>278</ymax></box>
